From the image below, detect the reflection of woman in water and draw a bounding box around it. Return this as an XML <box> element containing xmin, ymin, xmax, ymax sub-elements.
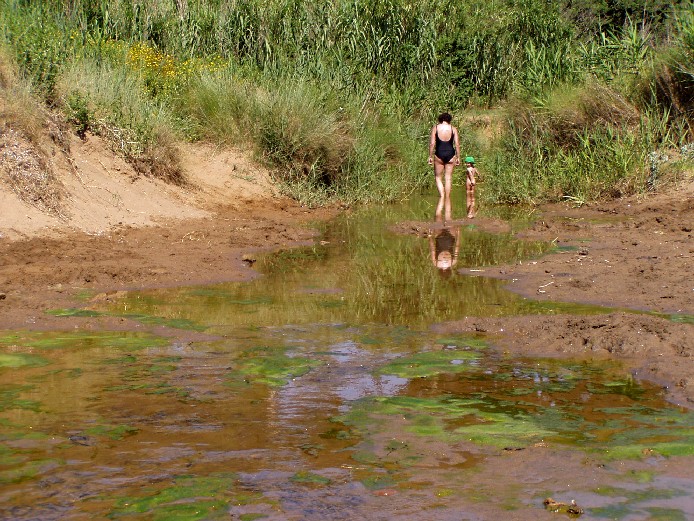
<box><xmin>429</xmin><ymin>225</ymin><xmax>460</xmax><ymax>277</ymax></box>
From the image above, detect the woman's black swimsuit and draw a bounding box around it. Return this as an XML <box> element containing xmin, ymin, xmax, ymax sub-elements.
<box><xmin>435</xmin><ymin>129</ymin><xmax>456</xmax><ymax>164</ymax></box>
<box><xmin>435</xmin><ymin>228</ymin><xmax>456</xmax><ymax>258</ymax></box>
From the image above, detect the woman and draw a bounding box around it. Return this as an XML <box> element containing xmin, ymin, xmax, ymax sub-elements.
<box><xmin>428</xmin><ymin>113</ymin><xmax>461</xmax><ymax>220</ymax></box>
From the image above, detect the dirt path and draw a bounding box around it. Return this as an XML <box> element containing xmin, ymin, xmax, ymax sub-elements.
<box><xmin>1</xmin><ymin>131</ymin><xmax>692</xmax><ymax>405</ymax></box>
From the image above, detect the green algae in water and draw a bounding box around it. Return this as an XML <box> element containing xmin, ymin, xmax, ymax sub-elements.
<box><xmin>359</xmin><ymin>473</ymin><xmax>398</xmax><ymax>491</ymax></box>
<box><xmin>84</xmin><ymin>423</ymin><xmax>138</xmax><ymax>440</ymax></box>
<box><xmin>587</xmin><ymin>378</ymin><xmax>645</xmax><ymax>400</ymax></box>
<box><xmin>434</xmin><ymin>336</ymin><xmax>488</xmax><ymax>349</ymax></box>
<box><xmin>668</xmin><ymin>313</ymin><xmax>694</xmax><ymax>325</ymax></box>
<box><xmin>0</xmin><ymin>330</ymin><xmax>170</xmax><ymax>351</ymax></box>
<box><xmin>338</xmin><ymin>396</ymin><xmax>486</xmax><ymax>442</ymax></box>
<box><xmin>320</xmin><ymin>427</ymin><xmax>354</xmax><ymax>440</ymax></box>
<box><xmin>289</xmin><ymin>471</ymin><xmax>332</xmax><ymax>485</ymax></box>
<box><xmin>104</xmin><ymin>381</ymin><xmax>186</xmax><ymax>396</ymax></box>
<box><xmin>587</xmin><ymin>406</ymin><xmax>694</xmax><ymax>459</ymax></box>
<box><xmin>453</xmin><ymin>417</ymin><xmax>556</xmax><ymax>447</ymax></box>
<box><xmin>648</xmin><ymin>311</ymin><xmax>694</xmax><ymax>325</ymax></box>
<box><xmin>337</xmin><ymin>387</ymin><xmax>694</xmax><ymax>454</ymax></box>
<box><xmin>0</xmin><ymin>385</ymin><xmax>41</xmax><ymax>412</ymax></box>
<box><xmin>590</xmin><ymin>503</ymin><xmax>633</xmax><ymax>518</ymax></box>
<box><xmin>0</xmin><ymin>459</ymin><xmax>60</xmax><ymax>485</ymax></box>
<box><xmin>46</xmin><ymin>308</ymin><xmax>102</xmax><ymax>318</ymax></box>
<box><xmin>298</xmin><ymin>443</ymin><xmax>324</xmax><ymax>457</ymax></box>
<box><xmin>593</xmin><ymin>485</ymin><xmax>684</xmax><ymax>501</ymax></box>
<box><xmin>0</xmin><ymin>397</ymin><xmax>42</xmax><ymax>412</ymax></box>
<box><xmin>0</xmin><ymin>443</ymin><xmax>18</xmax><ymax>464</ymax></box>
<box><xmin>36</xmin><ymin>367</ymin><xmax>84</xmax><ymax>380</ymax></box>
<box><xmin>227</xmin><ymin>347</ymin><xmax>322</xmax><ymax>387</ymax></box>
<box><xmin>101</xmin><ymin>354</ymin><xmax>188</xmax><ymax>397</ymax></box>
<box><xmin>376</xmin><ymin>349</ymin><xmax>481</xmax><ymax>379</ymax></box>
<box><xmin>110</xmin><ymin>473</ymin><xmax>250</xmax><ymax>521</ymax></box>
<box><xmin>102</xmin><ymin>353</ymin><xmax>138</xmax><ymax>365</ymax></box>
<box><xmin>600</xmin><ymin>440</ymin><xmax>694</xmax><ymax>459</ymax></box>
<box><xmin>645</xmin><ymin>507</ymin><xmax>687</xmax><ymax>521</ymax></box>
<box><xmin>351</xmin><ymin>450</ymin><xmax>380</xmax><ymax>465</ymax></box>
<box><xmin>46</xmin><ymin>308</ymin><xmax>207</xmax><ymax>331</ymax></box>
<box><xmin>149</xmin><ymin>356</ymin><xmax>182</xmax><ymax>373</ymax></box>
<box><xmin>590</xmin><ymin>502</ymin><xmax>687</xmax><ymax>520</ymax></box>
<box><xmin>0</xmin><ymin>353</ymin><xmax>49</xmax><ymax>369</ymax></box>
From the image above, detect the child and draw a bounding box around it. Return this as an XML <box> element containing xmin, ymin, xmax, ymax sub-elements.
<box><xmin>464</xmin><ymin>156</ymin><xmax>477</xmax><ymax>218</ymax></box>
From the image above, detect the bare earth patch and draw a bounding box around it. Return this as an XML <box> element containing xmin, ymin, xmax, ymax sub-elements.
<box><xmin>0</xmin><ymin>130</ymin><xmax>336</xmax><ymax>327</ymax></box>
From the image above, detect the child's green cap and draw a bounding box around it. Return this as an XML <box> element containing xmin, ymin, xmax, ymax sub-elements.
<box><xmin>465</xmin><ymin>156</ymin><xmax>475</xmax><ymax>163</ymax></box>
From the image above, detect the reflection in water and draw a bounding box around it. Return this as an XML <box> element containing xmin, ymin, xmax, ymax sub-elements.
<box><xmin>429</xmin><ymin>224</ymin><xmax>461</xmax><ymax>277</ymax></box>
<box><xmin>431</xmin><ymin>184</ymin><xmax>462</xmax><ymax>278</ymax></box>
<box><xmin>2</xmin><ymin>194</ymin><xmax>694</xmax><ymax>520</ymax></box>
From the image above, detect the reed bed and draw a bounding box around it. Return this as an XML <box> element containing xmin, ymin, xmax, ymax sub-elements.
<box><xmin>0</xmin><ymin>0</ymin><xmax>691</xmax><ymax>205</ymax></box>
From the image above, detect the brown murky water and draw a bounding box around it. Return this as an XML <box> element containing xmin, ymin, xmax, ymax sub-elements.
<box><xmin>2</xmin><ymin>198</ymin><xmax>693</xmax><ymax>520</ymax></box>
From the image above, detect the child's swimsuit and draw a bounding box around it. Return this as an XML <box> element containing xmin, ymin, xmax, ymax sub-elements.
<box><xmin>435</xmin><ymin>128</ymin><xmax>456</xmax><ymax>164</ymax></box>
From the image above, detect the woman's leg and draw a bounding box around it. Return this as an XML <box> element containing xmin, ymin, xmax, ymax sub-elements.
<box><xmin>435</xmin><ymin>195</ymin><xmax>445</xmax><ymax>222</ymax></box>
<box><xmin>443</xmin><ymin>163</ymin><xmax>454</xmax><ymax>221</ymax></box>
<box><xmin>434</xmin><ymin>158</ymin><xmax>445</xmax><ymax>198</ymax></box>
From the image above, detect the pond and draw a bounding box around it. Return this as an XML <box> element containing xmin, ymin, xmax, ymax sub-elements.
<box><xmin>1</xmin><ymin>195</ymin><xmax>693</xmax><ymax>520</ymax></box>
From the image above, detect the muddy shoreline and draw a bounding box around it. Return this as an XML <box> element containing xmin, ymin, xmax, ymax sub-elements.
<box><xmin>1</xmin><ymin>183</ymin><xmax>692</xmax><ymax>405</ymax></box>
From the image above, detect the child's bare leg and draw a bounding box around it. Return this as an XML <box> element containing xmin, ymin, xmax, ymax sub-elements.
<box><xmin>466</xmin><ymin>178</ymin><xmax>476</xmax><ymax>218</ymax></box>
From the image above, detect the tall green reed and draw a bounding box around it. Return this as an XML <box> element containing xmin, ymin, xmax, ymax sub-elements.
<box><xmin>1</xmin><ymin>0</ymin><xmax>690</xmax><ymax>205</ymax></box>
<box><xmin>484</xmin><ymin>82</ymin><xmax>650</xmax><ymax>205</ymax></box>
<box><xmin>179</xmin><ymin>70</ymin><xmax>430</xmax><ymax>205</ymax></box>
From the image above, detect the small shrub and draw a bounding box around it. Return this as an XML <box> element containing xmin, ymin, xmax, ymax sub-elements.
<box><xmin>56</xmin><ymin>58</ymin><xmax>185</xmax><ymax>184</ymax></box>
<box><xmin>65</xmin><ymin>91</ymin><xmax>90</xmax><ymax>137</ymax></box>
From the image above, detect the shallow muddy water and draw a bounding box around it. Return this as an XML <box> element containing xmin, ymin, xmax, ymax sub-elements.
<box><xmin>2</xmin><ymin>196</ymin><xmax>693</xmax><ymax>520</ymax></box>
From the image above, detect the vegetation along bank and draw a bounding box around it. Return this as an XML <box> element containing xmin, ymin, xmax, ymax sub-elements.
<box><xmin>1</xmin><ymin>0</ymin><xmax>693</xmax><ymax>209</ymax></box>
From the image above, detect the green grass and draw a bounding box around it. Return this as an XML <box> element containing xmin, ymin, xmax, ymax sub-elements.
<box><xmin>482</xmin><ymin>78</ymin><xmax>675</xmax><ymax>205</ymax></box>
<box><xmin>0</xmin><ymin>0</ymin><xmax>691</xmax><ymax>206</ymax></box>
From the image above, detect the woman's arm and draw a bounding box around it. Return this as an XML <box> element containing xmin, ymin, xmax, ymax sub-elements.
<box><xmin>428</xmin><ymin>126</ymin><xmax>436</xmax><ymax>164</ymax></box>
<box><xmin>453</xmin><ymin>127</ymin><xmax>461</xmax><ymax>165</ymax></box>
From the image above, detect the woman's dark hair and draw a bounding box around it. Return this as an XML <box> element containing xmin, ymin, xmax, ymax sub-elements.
<box><xmin>438</xmin><ymin>112</ymin><xmax>452</xmax><ymax>123</ymax></box>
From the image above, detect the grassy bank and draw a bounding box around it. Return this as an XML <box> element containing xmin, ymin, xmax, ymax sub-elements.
<box><xmin>1</xmin><ymin>0</ymin><xmax>692</xmax><ymax>206</ymax></box>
